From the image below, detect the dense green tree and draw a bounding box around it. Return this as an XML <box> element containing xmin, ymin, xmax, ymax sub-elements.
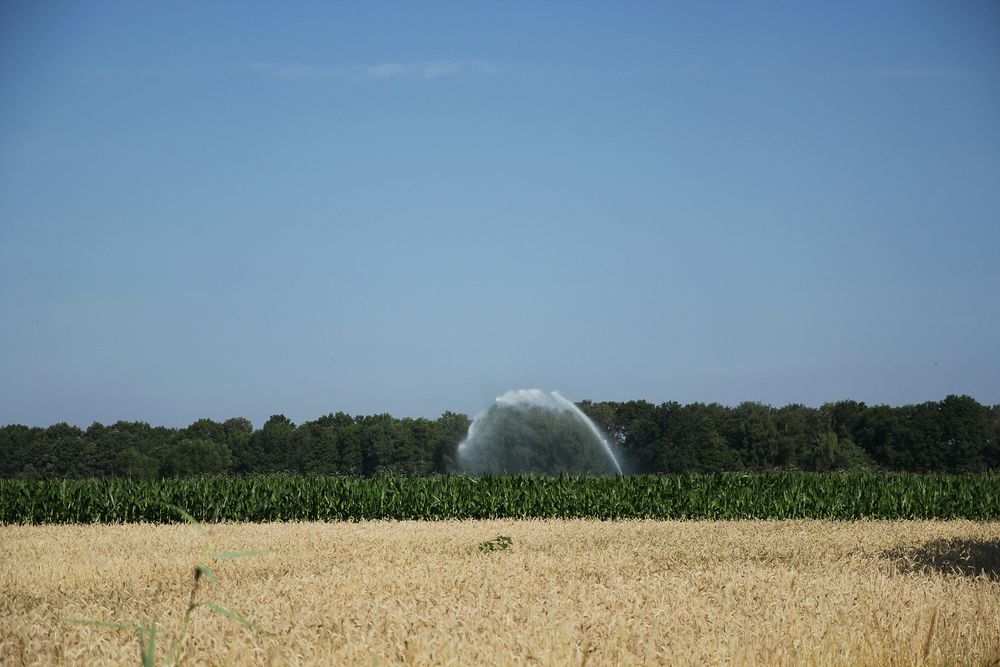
<box><xmin>432</xmin><ymin>411</ymin><xmax>471</xmax><ymax>473</ymax></box>
<box><xmin>116</xmin><ymin>447</ymin><xmax>159</xmax><ymax>479</ymax></box>
<box><xmin>224</xmin><ymin>417</ymin><xmax>255</xmax><ymax>474</ymax></box>
<box><xmin>358</xmin><ymin>414</ymin><xmax>399</xmax><ymax>476</ymax></box>
<box><xmin>299</xmin><ymin>414</ymin><xmax>341</xmax><ymax>475</ymax></box>
<box><xmin>901</xmin><ymin>402</ymin><xmax>946</xmax><ymax>471</ymax></box>
<box><xmin>86</xmin><ymin>421</ymin><xmax>172</xmax><ymax>478</ymax></box>
<box><xmin>161</xmin><ymin>438</ymin><xmax>232</xmax><ymax>477</ymax></box>
<box><xmin>335</xmin><ymin>413</ymin><xmax>363</xmax><ymax>476</ymax></box>
<box><xmin>182</xmin><ymin>418</ymin><xmax>227</xmax><ymax>444</ymax></box>
<box><xmin>0</xmin><ymin>425</ymin><xmax>36</xmax><ymax>478</ymax></box>
<box><xmin>773</xmin><ymin>404</ymin><xmax>823</xmax><ymax>468</ymax></box>
<box><xmin>37</xmin><ymin>423</ymin><xmax>89</xmax><ymax>478</ymax></box>
<box><xmin>728</xmin><ymin>402</ymin><xmax>780</xmax><ymax>469</ymax></box>
<box><xmin>297</xmin><ymin>412</ymin><xmax>363</xmax><ymax>476</ymax></box>
<box><xmin>937</xmin><ymin>394</ymin><xmax>991</xmax><ymax>472</ymax></box>
<box><xmin>650</xmin><ymin>402</ymin><xmax>694</xmax><ymax>473</ymax></box>
<box><xmin>639</xmin><ymin>402</ymin><xmax>738</xmax><ymax>473</ymax></box>
<box><xmin>827</xmin><ymin>400</ymin><xmax>868</xmax><ymax>442</ymax></box>
<box><xmin>853</xmin><ymin>404</ymin><xmax>902</xmax><ymax>467</ymax></box>
<box><xmin>354</xmin><ymin>415</ymin><xmax>437</xmax><ymax>476</ymax></box>
<box><xmin>250</xmin><ymin>415</ymin><xmax>298</xmax><ymax>473</ymax></box>
<box><xmin>397</xmin><ymin>417</ymin><xmax>436</xmax><ymax>475</ymax></box>
<box><xmin>986</xmin><ymin>405</ymin><xmax>1000</xmax><ymax>470</ymax></box>
<box><xmin>1</xmin><ymin>395</ymin><xmax>996</xmax><ymax>478</ymax></box>
<box><xmin>612</xmin><ymin>400</ymin><xmax>661</xmax><ymax>473</ymax></box>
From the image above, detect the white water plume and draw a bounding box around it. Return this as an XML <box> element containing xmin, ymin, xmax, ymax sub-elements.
<box><xmin>457</xmin><ymin>389</ymin><xmax>623</xmax><ymax>475</ymax></box>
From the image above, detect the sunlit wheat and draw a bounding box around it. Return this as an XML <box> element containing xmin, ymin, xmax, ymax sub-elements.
<box><xmin>2</xmin><ymin>520</ymin><xmax>998</xmax><ymax>665</ymax></box>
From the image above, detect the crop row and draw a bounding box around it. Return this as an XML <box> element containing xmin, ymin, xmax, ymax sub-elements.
<box><xmin>2</xmin><ymin>472</ymin><xmax>998</xmax><ymax>524</ymax></box>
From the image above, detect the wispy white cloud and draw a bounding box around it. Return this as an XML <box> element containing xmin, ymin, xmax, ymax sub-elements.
<box><xmin>366</xmin><ymin>63</ymin><xmax>412</xmax><ymax>79</ymax></box>
<box><xmin>233</xmin><ymin>59</ymin><xmax>499</xmax><ymax>82</ymax></box>
<box><xmin>230</xmin><ymin>62</ymin><xmax>345</xmax><ymax>78</ymax></box>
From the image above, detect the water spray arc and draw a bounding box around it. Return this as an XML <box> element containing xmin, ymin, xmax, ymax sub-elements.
<box><xmin>457</xmin><ymin>389</ymin><xmax>623</xmax><ymax>475</ymax></box>
<box><xmin>547</xmin><ymin>391</ymin><xmax>623</xmax><ymax>475</ymax></box>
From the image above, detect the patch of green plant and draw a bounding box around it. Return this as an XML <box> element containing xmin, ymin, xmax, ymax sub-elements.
<box><xmin>479</xmin><ymin>534</ymin><xmax>513</xmax><ymax>553</ymax></box>
<box><xmin>6</xmin><ymin>472</ymin><xmax>1000</xmax><ymax>523</ymax></box>
<box><xmin>67</xmin><ymin>504</ymin><xmax>273</xmax><ymax>666</ymax></box>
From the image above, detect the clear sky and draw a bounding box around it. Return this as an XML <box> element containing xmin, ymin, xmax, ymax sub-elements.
<box><xmin>2</xmin><ymin>1</ymin><xmax>999</xmax><ymax>428</ymax></box>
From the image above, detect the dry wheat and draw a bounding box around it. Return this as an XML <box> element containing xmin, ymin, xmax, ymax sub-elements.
<box><xmin>1</xmin><ymin>520</ymin><xmax>998</xmax><ymax>666</ymax></box>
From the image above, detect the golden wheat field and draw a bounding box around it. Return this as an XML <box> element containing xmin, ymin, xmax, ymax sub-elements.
<box><xmin>1</xmin><ymin>520</ymin><xmax>999</xmax><ymax>666</ymax></box>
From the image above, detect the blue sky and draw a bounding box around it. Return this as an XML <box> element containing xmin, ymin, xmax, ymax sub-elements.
<box><xmin>2</xmin><ymin>1</ymin><xmax>999</xmax><ymax>427</ymax></box>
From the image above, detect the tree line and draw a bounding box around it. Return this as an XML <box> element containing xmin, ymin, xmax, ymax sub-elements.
<box><xmin>1</xmin><ymin>395</ymin><xmax>997</xmax><ymax>479</ymax></box>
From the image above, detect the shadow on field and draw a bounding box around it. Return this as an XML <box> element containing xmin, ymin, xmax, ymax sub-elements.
<box><xmin>883</xmin><ymin>539</ymin><xmax>1000</xmax><ymax>580</ymax></box>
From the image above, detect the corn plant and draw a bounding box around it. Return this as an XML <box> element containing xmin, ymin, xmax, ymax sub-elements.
<box><xmin>3</xmin><ymin>472</ymin><xmax>999</xmax><ymax>523</ymax></box>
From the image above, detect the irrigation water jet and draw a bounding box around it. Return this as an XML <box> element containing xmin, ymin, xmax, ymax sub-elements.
<box><xmin>457</xmin><ymin>389</ymin><xmax>623</xmax><ymax>475</ymax></box>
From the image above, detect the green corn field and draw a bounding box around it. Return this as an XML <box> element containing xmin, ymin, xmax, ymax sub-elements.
<box><xmin>2</xmin><ymin>472</ymin><xmax>999</xmax><ymax>523</ymax></box>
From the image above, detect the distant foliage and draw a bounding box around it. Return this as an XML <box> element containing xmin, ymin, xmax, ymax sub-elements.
<box><xmin>0</xmin><ymin>412</ymin><xmax>471</xmax><ymax>480</ymax></box>
<box><xmin>2</xmin><ymin>473</ymin><xmax>998</xmax><ymax>523</ymax></box>
<box><xmin>0</xmin><ymin>396</ymin><xmax>998</xmax><ymax>478</ymax></box>
<box><xmin>578</xmin><ymin>395</ymin><xmax>998</xmax><ymax>474</ymax></box>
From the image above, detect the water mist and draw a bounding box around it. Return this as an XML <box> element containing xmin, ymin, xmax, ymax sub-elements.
<box><xmin>457</xmin><ymin>389</ymin><xmax>623</xmax><ymax>475</ymax></box>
